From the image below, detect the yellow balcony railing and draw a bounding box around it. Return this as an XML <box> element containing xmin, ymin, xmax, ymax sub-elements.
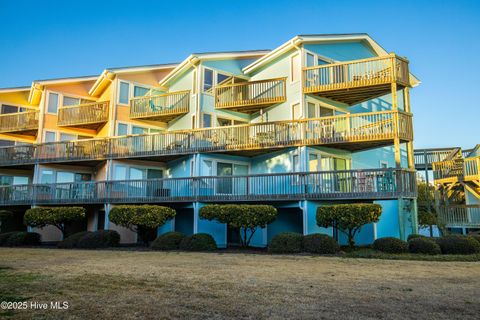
<box><xmin>129</xmin><ymin>91</ymin><xmax>190</xmax><ymax>122</ymax></box>
<box><xmin>214</xmin><ymin>78</ymin><xmax>287</xmax><ymax>113</ymax></box>
<box><xmin>303</xmin><ymin>54</ymin><xmax>410</xmax><ymax>105</ymax></box>
<box><xmin>464</xmin><ymin>156</ymin><xmax>480</xmax><ymax>181</ymax></box>
<box><xmin>0</xmin><ymin>110</ymin><xmax>39</xmax><ymax>135</ymax></box>
<box><xmin>57</xmin><ymin>101</ymin><xmax>109</xmax><ymax>129</ymax></box>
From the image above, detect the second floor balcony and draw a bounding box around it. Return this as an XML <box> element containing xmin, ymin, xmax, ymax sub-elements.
<box><xmin>0</xmin><ymin>110</ymin><xmax>39</xmax><ymax>136</ymax></box>
<box><xmin>438</xmin><ymin>204</ymin><xmax>480</xmax><ymax>228</ymax></box>
<box><xmin>129</xmin><ymin>91</ymin><xmax>190</xmax><ymax>122</ymax></box>
<box><xmin>214</xmin><ymin>78</ymin><xmax>287</xmax><ymax>113</ymax></box>
<box><xmin>0</xmin><ymin>168</ymin><xmax>416</xmax><ymax>206</ymax></box>
<box><xmin>303</xmin><ymin>54</ymin><xmax>410</xmax><ymax>105</ymax></box>
<box><xmin>433</xmin><ymin>156</ymin><xmax>479</xmax><ymax>185</ymax></box>
<box><xmin>57</xmin><ymin>101</ymin><xmax>109</xmax><ymax>129</ymax></box>
<box><xmin>0</xmin><ymin>110</ymin><xmax>413</xmax><ymax>166</ymax></box>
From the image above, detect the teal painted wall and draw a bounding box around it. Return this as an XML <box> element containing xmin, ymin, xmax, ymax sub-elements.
<box><xmin>303</xmin><ymin>41</ymin><xmax>376</xmax><ymax>61</ymax></box>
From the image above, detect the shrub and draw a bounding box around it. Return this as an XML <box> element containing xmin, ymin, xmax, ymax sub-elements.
<box><xmin>407</xmin><ymin>234</ymin><xmax>427</xmax><ymax>241</ymax></box>
<box><xmin>437</xmin><ymin>235</ymin><xmax>480</xmax><ymax>255</ymax></box>
<box><xmin>408</xmin><ymin>237</ymin><xmax>441</xmax><ymax>255</ymax></box>
<box><xmin>151</xmin><ymin>232</ymin><xmax>185</xmax><ymax>250</ymax></box>
<box><xmin>200</xmin><ymin>204</ymin><xmax>277</xmax><ymax>247</ymax></box>
<box><xmin>109</xmin><ymin>205</ymin><xmax>176</xmax><ymax>245</ymax></box>
<box><xmin>0</xmin><ymin>232</ymin><xmax>17</xmax><ymax>246</ymax></box>
<box><xmin>373</xmin><ymin>237</ymin><xmax>408</xmax><ymax>254</ymax></box>
<box><xmin>316</xmin><ymin>204</ymin><xmax>382</xmax><ymax>248</ymax></box>
<box><xmin>467</xmin><ymin>232</ymin><xmax>480</xmax><ymax>245</ymax></box>
<box><xmin>5</xmin><ymin>232</ymin><xmax>41</xmax><ymax>246</ymax></box>
<box><xmin>77</xmin><ymin>230</ymin><xmax>120</xmax><ymax>249</ymax></box>
<box><xmin>268</xmin><ymin>232</ymin><xmax>303</xmax><ymax>254</ymax></box>
<box><xmin>24</xmin><ymin>207</ymin><xmax>86</xmax><ymax>238</ymax></box>
<box><xmin>179</xmin><ymin>233</ymin><xmax>217</xmax><ymax>251</ymax></box>
<box><xmin>303</xmin><ymin>233</ymin><xmax>339</xmax><ymax>254</ymax></box>
<box><xmin>57</xmin><ymin>231</ymin><xmax>92</xmax><ymax>249</ymax></box>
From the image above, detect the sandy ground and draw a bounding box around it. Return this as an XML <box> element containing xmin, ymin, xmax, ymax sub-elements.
<box><xmin>0</xmin><ymin>248</ymin><xmax>479</xmax><ymax>319</ymax></box>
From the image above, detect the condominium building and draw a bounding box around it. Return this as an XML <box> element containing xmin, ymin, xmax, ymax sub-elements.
<box><xmin>0</xmin><ymin>34</ymin><xmax>419</xmax><ymax>246</ymax></box>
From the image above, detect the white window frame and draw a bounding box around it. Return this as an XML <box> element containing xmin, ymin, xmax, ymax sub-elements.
<box><xmin>304</xmin><ymin>49</ymin><xmax>334</xmax><ymax>67</ymax></box>
<box><xmin>201</xmin><ymin>67</ymin><xmax>236</xmax><ymax>94</ymax></box>
<box><xmin>117</xmin><ymin>80</ymin><xmax>159</xmax><ymax>106</ymax></box>
<box><xmin>42</xmin><ymin>129</ymin><xmax>93</xmax><ymax>143</ymax></box>
<box><xmin>46</xmin><ymin>90</ymin><xmax>93</xmax><ymax>115</ymax></box>
<box><xmin>113</xmin><ymin>163</ymin><xmax>166</xmax><ymax>180</ymax></box>
<box><xmin>305</xmin><ymin>99</ymin><xmax>348</xmax><ymax>118</ymax></box>
<box><xmin>291</xmin><ymin>101</ymin><xmax>302</xmax><ymax>120</ymax></box>
<box><xmin>290</xmin><ymin>53</ymin><xmax>301</xmax><ymax>84</ymax></box>
<box><xmin>115</xmin><ymin>121</ymin><xmax>164</xmax><ymax>136</ymax></box>
<box><xmin>200</xmin><ymin>157</ymin><xmax>250</xmax><ymax>176</ymax></box>
<box><xmin>308</xmin><ymin>149</ymin><xmax>351</xmax><ymax>171</ymax></box>
<box><xmin>0</xmin><ymin>102</ymin><xmax>25</xmax><ymax>114</ymax></box>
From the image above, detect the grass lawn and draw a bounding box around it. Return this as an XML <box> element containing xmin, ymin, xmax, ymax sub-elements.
<box><xmin>0</xmin><ymin>248</ymin><xmax>479</xmax><ymax>319</ymax></box>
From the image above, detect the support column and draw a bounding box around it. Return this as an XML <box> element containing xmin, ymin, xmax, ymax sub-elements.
<box><xmin>391</xmin><ymin>83</ymin><xmax>401</xmax><ymax>169</ymax></box>
<box><xmin>403</xmin><ymin>88</ymin><xmax>415</xmax><ymax>170</ymax></box>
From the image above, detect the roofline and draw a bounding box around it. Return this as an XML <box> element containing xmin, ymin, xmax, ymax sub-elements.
<box><xmin>106</xmin><ymin>63</ymin><xmax>178</xmax><ymax>74</ymax></box>
<box><xmin>0</xmin><ymin>86</ymin><xmax>31</xmax><ymax>93</ymax></box>
<box><xmin>33</xmin><ymin>75</ymin><xmax>98</xmax><ymax>85</ymax></box>
<box><xmin>159</xmin><ymin>51</ymin><xmax>270</xmax><ymax>87</ymax></box>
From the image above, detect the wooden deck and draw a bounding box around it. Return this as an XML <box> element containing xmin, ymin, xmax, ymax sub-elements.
<box><xmin>0</xmin><ymin>168</ymin><xmax>416</xmax><ymax>206</ymax></box>
<box><xmin>303</xmin><ymin>54</ymin><xmax>410</xmax><ymax>105</ymax></box>
<box><xmin>0</xmin><ymin>110</ymin><xmax>39</xmax><ymax>136</ymax></box>
<box><xmin>129</xmin><ymin>91</ymin><xmax>190</xmax><ymax>122</ymax></box>
<box><xmin>438</xmin><ymin>205</ymin><xmax>480</xmax><ymax>228</ymax></box>
<box><xmin>57</xmin><ymin>101</ymin><xmax>109</xmax><ymax>130</ymax></box>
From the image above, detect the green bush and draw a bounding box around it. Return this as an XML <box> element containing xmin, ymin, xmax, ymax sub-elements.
<box><xmin>467</xmin><ymin>233</ymin><xmax>480</xmax><ymax>245</ymax></box>
<box><xmin>151</xmin><ymin>232</ymin><xmax>185</xmax><ymax>250</ymax></box>
<box><xmin>77</xmin><ymin>230</ymin><xmax>120</xmax><ymax>249</ymax></box>
<box><xmin>24</xmin><ymin>207</ymin><xmax>86</xmax><ymax>238</ymax></box>
<box><xmin>268</xmin><ymin>232</ymin><xmax>303</xmax><ymax>254</ymax></box>
<box><xmin>109</xmin><ymin>205</ymin><xmax>176</xmax><ymax>245</ymax></box>
<box><xmin>5</xmin><ymin>232</ymin><xmax>41</xmax><ymax>246</ymax></box>
<box><xmin>437</xmin><ymin>235</ymin><xmax>480</xmax><ymax>255</ymax></box>
<box><xmin>0</xmin><ymin>232</ymin><xmax>17</xmax><ymax>246</ymax></box>
<box><xmin>303</xmin><ymin>233</ymin><xmax>339</xmax><ymax>254</ymax></box>
<box><xmin>407</xmin><ymin>234</ymin><xmax>427</xmax><ymax>241</ymax></box>
<box><xmin>57</xmin><ymin>231</ymin><xmax>92</xmax><ymax>249</ymax></box>
<box><xmin>179</xmin><ymin>233</ymin><xmax>217</xmax><ymax>251</ymax></box>
<box><xmin>316</xmin><ymin>203</ymin><xmax>382</xmax><ymax>248</ymax></box>
<box><xmin>373</xmin><ymin>237</ymin><xmax>408</xmax><ymax>254</ymax></box>
<box><xmin>408</xmin><ymin>237</ymin><xmax>441</xmax><ymax>255</ymax></box>
<box><xmin>200</xmin><ymin>204</ymin><xmax>277</xmax><ymax>247</ymax></box>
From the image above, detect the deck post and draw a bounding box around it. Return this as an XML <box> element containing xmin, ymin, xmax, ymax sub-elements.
<box><xmin>391</xmin><ymin>82</ymin><xmax>401</xmax><ymax>169</ymax></box>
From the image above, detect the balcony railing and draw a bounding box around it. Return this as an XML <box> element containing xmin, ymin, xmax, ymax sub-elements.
<box><xmin>215</xmin><ymin>78</ymin><xmax>286</xmax><ymax>113</ymax></box>
<box><xmin>433</xmin><ymin>158</ymin><xmax>465</xmax><ymax>183</ymax></box>
<box><xmin>0</xmin><ymin>110</ymin><xmax>413</xmax><ymax>166</ymax></box>
<box><xmin>438</xmin><ymin>205</ymin><xmax>480</xmax><ymax>227</ymax></box>
<box><xmin>414</xmin><ymin>148</ymin><xmax>459</xmax><ymax>170</ymax></box>
<box><xmin>57</xmin><ymin>101</ymin><xmax>109</xmax><ymax>129</ymax></box>
<box><xmin>0</xmin><ymin>169</ymin><xmax>416</xmax><ymax>206</ymax></box>
<box><xmin>0</xmin><ymin>110</ymin><xmax>39</xmax><ymax>135</ymax></box>
<box><xmin>303</xmin><ymin>54</ymin><xmax>410</xmax><ymax>105</ymax></box>
<box><xmin>130</xmin><ymin>91</ymin><xmax>190</xmax><ymax>122</ymax></box>
<box><xmin>464</xmin><ymin>156</ymin><xmax>480</xmax><ymax>181</ymax></box>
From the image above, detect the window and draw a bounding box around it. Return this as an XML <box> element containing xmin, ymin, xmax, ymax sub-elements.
<box><xmin>1</xmin><ymin>105</ymin><xmax>18</xmax><ymax>114</ymax></box>
<box><xmin>0</xmin><ymin>140</ymin><xmax>15</xmax><ymax>147</ymax></box>
<box><xmin>47</xmin><ymin>93</ymin><xmax>59</xmax><ymax>113</ymax></box>
<box><xmin>40</xmin><ymin>170</ymin><xmax>55</xmax><ymax>183</ymax></box>
<box><xmin>203</xmin><ymin>160</ymin><xmax>213</xmax><ymax>176</ymax></box>
<box><xmin>320</xmin><ymin>106</ymin><xmax>334</xmax><ymax>117</ymax></box>
<box><xmin>117</xmin><ymin>123</ymin><xmax>128</xmax><ymax>136</ymax></box>
<box><xmin>56</xmin><ymin>172</ymin><xmax>75</xmax><ymax>183</ymax></box>
<box><xmin>306</xmin><ymin>53</ymin><xmax>315</xmax><ymax>68</ymax></box>
<box><xmin>293</xmin><ymin>154</ymin><xmax>300</xmax><ymax>172</ymax></box>
<box><xmin>291</xmin><ymin>54</ymin><xmax>300</xmax><ymax>82</ymax></box>
<box><xmin>114</xmin><ymin>165</ymin><xmax>127</xmax><ymax>180</ymax></box>
<box><xmin>203</xmin><ymin>113</ymin><xmax>212</xmax><ymax>128</ymax></box>
<box><xmin>63</xmin><ymin>96</ymin><xmax>80</xmax><ymax>106</ymax></box>
<box><xmin>309</xmin><ymin>154</ymin><xmax>320</xmax><ymax>171</ymax></box>
<box><xmin>13</xmin><ymin>176</ymin><xmax>28</xmax><ymax>185</ymax></box>
<box><xmin>45</xmin><ymin>131</ymin><xmax>56</xmax><ymax>143</ymax></box>
<box><xmin>217</xmin><ymin>72</ymin><xmax>229</xmax><ymax>86</ymax></box>
<box><xmin>132</xmin><ymin>126</ymin><xmax>147</xmax><ymax>135</ymax></box>
<box><xmin>59</xmin><ymin>133</ymin><xmax>76</xmax><ymax>141</ymax></box>
<box><xmin>203</xmin><ymin>68</ymin><xmax>213</xmax><ymax>92</ymax></box>
<box><xmin>129</xmin><ymin>167</ymin><xmax>146</xmax><ymax>180</ymax></box>
<box><xmin>133</xmin><ymin>85</ymin><xmax>149</xmax><ymax>98</ymax></box>
<box><xmin>217</xmin><ymin>117</ymin><xmax>232</xmax><ymax>127</ymax></box>
<box><xmin>307</xmin><ymin>102</ymin><xmax>316</xmax><ymax>119</ymax></box>
<box><xmin>119</xmin><ymin>82</ymin><xmax>130</xmax><ymax>105</ymax></box>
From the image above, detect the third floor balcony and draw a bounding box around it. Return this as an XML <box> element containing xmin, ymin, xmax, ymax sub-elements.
<box><xmin>129</xmin><ymin>91</ymin><xmax>190</xmax><ymax>122</ymax></box>
<box><xmin>303</xmin><ymin>54</ymin><xmax>410</xmax><ymax>105</ymax></box>
<box><xmin>0</xmin><ymin>110</ymin><xmax>39</xmax><ymax>136</ymax></box>
<box><xmin>214</xmin><ymin>78</ymin><xmax>287</xmax><ymax>113</ymax></box>
<box><xmin>57</xmin><ymin>101</ymin><xmax>109</xmax><ymax>130</ymax></box>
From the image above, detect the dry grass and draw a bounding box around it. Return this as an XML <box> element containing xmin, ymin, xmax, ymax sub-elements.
<box><xmin>0</xmin><ymin>248</ymin><xmax>479</xmax><ymax>319</ymax></box>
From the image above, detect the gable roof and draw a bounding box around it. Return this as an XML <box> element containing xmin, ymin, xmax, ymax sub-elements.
<box><xmin>158</xmin><ymin>50</ymin><xmax>269</xmax><ymax>87</ymax></box>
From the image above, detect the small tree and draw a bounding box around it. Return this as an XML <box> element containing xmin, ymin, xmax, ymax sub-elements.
<box><xmin>109</xmin><ymin>205</ymin><xmax>176</xmax><ymax>244</ymax></box>
<box><xmin>200</xmin><ymin>204</ymin><xmax>277</xmax><ymax>247</ymax></box>
<box><xmin>24</xmin><ymin>207</ymin><xmax>86</xmax><ymax>239</ymax></box>
<box><xmin>316</xmin><ymin>204</ymin><xmax>382</xmax><ymax>248</ymax></box>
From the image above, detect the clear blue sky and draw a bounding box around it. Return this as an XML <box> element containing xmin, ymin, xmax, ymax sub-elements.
<box><xmin>0</xmin><ymin>0</ymin><xmax>478</xmax><ymax>149</ymax></box>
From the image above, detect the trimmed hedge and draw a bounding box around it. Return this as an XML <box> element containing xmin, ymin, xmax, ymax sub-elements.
<box><xmin>151</xmin><ymin>232</ymin><xmax>185</xmax><ymax>250</ymax></box>
<box><xmin>437</xmin><ymin>235</ymin><xmax>480</xmax><ymax>255</ymax></box>
<box><xmin>0</xmin><ymin>232</ymin><xmax>17</xmax><ymax>246</ymax></box>
<box><xmin>268</xmin><ymin>232</ymin><xmax>303</xmax><ymax>254</ymax></box>
<box><xmin>77</xmin><ymin>230</ymin><xmax>120</xmax><ymax>249</ymax></box>
<box><xmin>179</xmin><ymin>233</ymin><xmax>217</xmax><ymax>251</ymax></box>
<box><xmin>58</xmin><ymin>231</ymin><xmax>92</xmax><ymax>249</ymax></box>
<box><xmin>303</xmin><ymin>233</ymin><xmax>339</xmax><ymax>254</ymax></box>
<box><xmin>408</xmin><ymin>237</ymin><xmax>441</xmax><ymax>255</ymax></box>
<box><xmin>373</xmin><ymin>237</ymin><xmax>408</xmax><ymax>254</ymax></box>
<box><xmin>5</xmin><ymin>232</ymin><xmax>41</xmax><ymax>247</ymax></box>
<box><xmin>407</xmin><ymin>234</ymin><xmax>427</xmax><ymax>241</ymax></box>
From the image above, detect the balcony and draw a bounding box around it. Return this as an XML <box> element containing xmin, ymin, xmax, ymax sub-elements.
<box><xmin>438</xmin><ymin>205</ymin><xmax>480</xmax><ymax>228</ymax></box>
<box><xmin>129</xmin><ymin>91</ymin><xmax>190</xmax><ymax>122</ymax></box>
<box><xmin>57</xmin><ymin>101</ymin><xmax>109</xmax><ymax>129</ymax></box>
<box><xmin>433</xmin><ymin>158</ymin><xmax>465</xmax><ymax>184</ymax></box>
<box><xmin>303</xmin><ymin>54</ymin><xmax>410</xmax><ymax>105</ymax></box>
<box><xmin>464</xmin><ymin>156</ymin><xmax>480</xmax><ymax>182</ymax></box>
<box><xmin>0</xmin><ymin>169</ymin><xmax>416</xmax><ymax>206</ymax></box>
<box><xmin>0</xmin><ymin>110</ymin><xmax>39</xmax><ymax>135</ymax></box>
<box><xmin>0</xmin><ymin>110</ymin><xmax>412</xmax><ymax>166</ymax></box>
<box><xmin>215</xmin><ymin>78</ymin><xmax>286</xmax><ymax>113</ymax></box>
